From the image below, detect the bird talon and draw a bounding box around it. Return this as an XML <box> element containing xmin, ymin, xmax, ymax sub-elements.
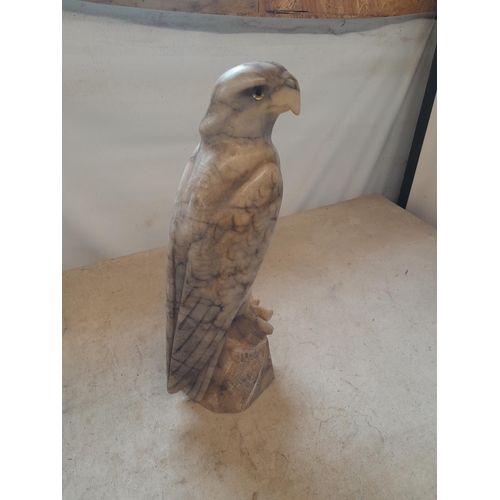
<box><xmin>255</xmin><ymin>316</ymin><xmax>274</xmax><ymax>335</ymax></box>
<box><xmin>254</xmin><ymin>305</ymin><xmax>273</xmax><ymax>321</ymax></box>
<box><xmin>246</xmin><ymin>299</ymin><xmax>274</xmax><ymax>335</ymax></box>
<box><xmin>250</xmin><ymin>299</ymin><xmax>273</xmax><ymax>321</ymax></box>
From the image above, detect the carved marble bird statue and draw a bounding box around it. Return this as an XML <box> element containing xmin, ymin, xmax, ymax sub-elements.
<box><xmin>166</xmin><ymin>62</ymin><xmax>300</xmax><ymax>410</ymax></box>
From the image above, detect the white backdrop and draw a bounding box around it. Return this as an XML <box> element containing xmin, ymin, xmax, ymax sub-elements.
<box><xmin>62</xmin><ymin>2</ymin><xmax>436</xmax><ymax>270</ymax></box>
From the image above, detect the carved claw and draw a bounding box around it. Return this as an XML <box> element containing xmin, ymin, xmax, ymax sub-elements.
<box><xmin>252</xmin><ymin>302</ymin><xmax>273</xmax><ymax>321</ymax></box>
<box><xmin>248</xmin><ymin>299</ymin><xmax>274</xmax><ymax>335</ymax></box>
<box><xmin>254</xmin><ymin>316</ymin><xmax>274</xmax><ymax>335</ymax></box>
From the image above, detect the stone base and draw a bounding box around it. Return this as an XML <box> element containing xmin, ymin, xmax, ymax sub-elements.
<box><xmin>197</xmin><ymin>315</ymin><xmax>274</xmax><ymax>413</ymax></box>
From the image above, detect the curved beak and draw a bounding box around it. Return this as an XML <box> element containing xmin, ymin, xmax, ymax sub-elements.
<box><xmin>269</xmin><ymin>74</ymin><xmax>301</xmax><ymax>116</ymax></box>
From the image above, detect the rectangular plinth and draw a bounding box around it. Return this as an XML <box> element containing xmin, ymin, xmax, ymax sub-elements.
<box><xmin>63</xmin><ymin>194</ymin><xmax>436</xmax><ymax>499</ymax></box>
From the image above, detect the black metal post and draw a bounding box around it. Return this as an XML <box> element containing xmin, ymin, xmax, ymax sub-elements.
<box><xmin>397</xmin><ymin>47</ymin><xmax>437</xmax><ymax>209</ymax></box>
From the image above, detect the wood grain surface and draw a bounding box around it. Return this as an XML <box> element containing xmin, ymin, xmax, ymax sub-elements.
<box><xmin>82</xmin><ymin>0</ymin><xmax>437</xmax><ymax>18</ymax></box>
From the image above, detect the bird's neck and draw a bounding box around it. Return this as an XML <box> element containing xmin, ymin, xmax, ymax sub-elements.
<box><xmin>199</xmin><ymin>103</ymin><xmax>279</xmax><ymax>149</ymax></box>
<box><xmin>200</xmin><ymin>135</ymin><xmax>275</xmax><ymax>153</ymax></box>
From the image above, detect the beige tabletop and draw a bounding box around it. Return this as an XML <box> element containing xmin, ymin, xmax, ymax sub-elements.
<box><xmin>63</xmin><ymin>194</ymin><xmax>436</xmax><ymax>499</ymax></box>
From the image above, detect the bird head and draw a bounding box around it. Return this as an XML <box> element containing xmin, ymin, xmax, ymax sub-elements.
<box><xmin>199</xmin><ymin>62</ymin><xmax>300</xmax><ymax>143</ymax></box>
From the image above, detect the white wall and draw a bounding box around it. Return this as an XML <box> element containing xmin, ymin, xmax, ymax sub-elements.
<box><xmin>62</xmin><ymin>2</ymin><xmax>436</xmax><ymax>270</ymax></box>
<box><xmin>407</xmin><ymin>96</ymin><xmax>437</xmax><ymax>227</ymax></box>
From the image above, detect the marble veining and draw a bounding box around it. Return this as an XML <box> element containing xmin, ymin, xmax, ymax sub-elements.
<box><xmin>166</xmin><ymin>62</ymin><xmax>300</xmax><ymax>403</ymax></box>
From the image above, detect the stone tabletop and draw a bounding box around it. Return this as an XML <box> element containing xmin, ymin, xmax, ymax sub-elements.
<box><xmin>63</xmin><ymin>194</ymin><xmax>436</xmax><ymax>500</ymax></box>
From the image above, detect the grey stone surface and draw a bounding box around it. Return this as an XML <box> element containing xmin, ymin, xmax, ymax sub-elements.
<box><xmin>63</xmin><ymin>194</ymin><xmax>436</xmax><ymax>499</ymax></box>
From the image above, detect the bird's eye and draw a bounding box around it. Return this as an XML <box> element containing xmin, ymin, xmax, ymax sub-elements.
<box><xmin>252</xmin><ymin>87</ymin><xmax>264</xmax><ymax>101</ymax></box>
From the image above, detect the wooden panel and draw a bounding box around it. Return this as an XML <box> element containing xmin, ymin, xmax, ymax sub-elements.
<box><xmin>264</xmin><ymin>0</ymin><xmax>437</xmax><ymax>17</ymax></box>
<box><xmin>81</xmin><ymin>0</ymin><xmax>437</xmax><ymax>18</ymax></box>
<box><xmin>82</xmin><ymin>0</ymin><xmax>258</xmax><ymax>16</ymax></box>
<box><xmin>265</xmin><ymin>0</ymin><xmax>308</xmax><ymax>14</ymax></box>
